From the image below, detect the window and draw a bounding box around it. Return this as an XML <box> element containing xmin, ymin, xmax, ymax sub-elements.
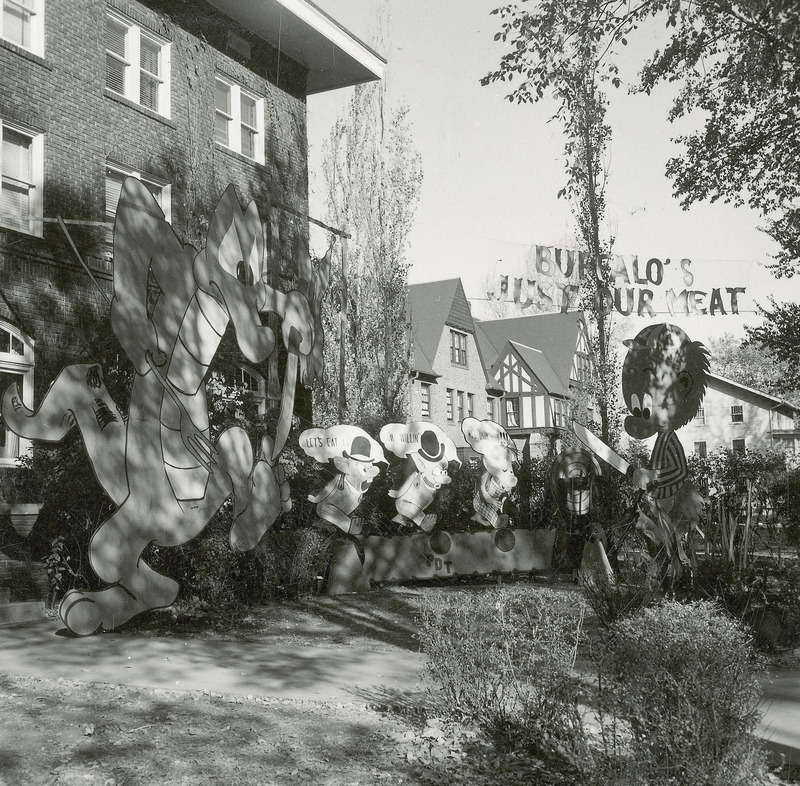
<box><xmin>552</xmin><ymin>398</ymin><xmax>568</xmax><ymax>428</ymax></box>
<box><xmin>2</xmin><ymin>0</ymin><xmax>43</xmax><ymax>55</ymax></box>
<box><xmin>487</xmin><ymin>396</ymin><xmax>496</xmax><ymax>421</ymax></box>
<box><xmin>106</xmin><ymin>11</ymin><xmax>170</xmax><ymax>116</ymax></box>
<box><xmin>694</xmin><ymin>407</ymin><xmax>706</xmax><ymax>426</ymax></box>
<box><xmin>1</xmin><ymin>120</ymin><xmax>43</xmax><ymax>236</ymax></box>
<box><xmin>731</xmin><ymin>404</ymin><xmax>744</xmax><ymax>424</ymax></box>
<box><xmin>732</xmin><ymin>438</ymin><xmax>746</xmax><ymax>455</ymax></box>
<box><xmin>215</xmin><ymin>76</ymin><xmax>264</xmax><ymax>163</ymax></box>
<box><xmin>0</xmin><ymin>321</ymin><xmax>33</xmax><ymax>466</ymax></box>
<box><xmin>420</xmin><ymin>383</ymin><xmax>430</xmax><ymax>418</ymax></box>
<box><xmin>450</xmin><ymin>330</ymin><xmax>467</xmax><ymax>366</ymax></box>
<box><xmin>238</xmin><ymin>366</ymin><xmax>265</xmax><ymax>415</ymax></box>
<box><xmin>446</xmin><ymin>388</ymin><xmax>454</xmax><ymax>421</ymax></box>
<box><xmin>505</xmin><ymin>397</ymin><xmax>520</xmax><ymax>429</ymax></box>
<box><xmin>467</xmin><ymin>393</ymin><xmax>474</xmax><ymax>419</ymax></box>
<box><xmin>105</xmin><ymin>162</ymin><xmax>171</xmax><ymax>245</ymax></box>
<box><xmin>457</xmin><ymin>391</ymin><xmax>465</xmax><ymax>423</ymax></box>
<box><xmin>574</xmin><ymin>353</ymin><xmax>591</xmax><ymax>384</ymax></box>
<box><xmin>694</xmin><ymin>441</ymin><xmax>707</xmax><ymax>458</ymax></box>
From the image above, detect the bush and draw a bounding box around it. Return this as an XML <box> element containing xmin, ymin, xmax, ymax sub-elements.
<box><xmin>417</xmin><ymin>586</ymin><xmax>590</xmax><ymax>775</ymax></box>
<box><xmin>596</xmin><ymin>599</ymin><xmax>766</xmax><ymax>786</ymax></box>
<box><xmin>580</xmin><ymin>562</ymin><xmax>655</xmax><ymax>629</ymax></box>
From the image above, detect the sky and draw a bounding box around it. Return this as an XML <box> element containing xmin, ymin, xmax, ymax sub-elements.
<box><xmin>304</xmin><ymin>0</ymin><xmax>800</xmax><ymax>348</ymax></box>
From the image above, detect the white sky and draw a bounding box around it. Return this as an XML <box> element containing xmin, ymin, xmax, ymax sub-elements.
<box><xmin>306</xmin><ymin>0</ymin><xmax>800</xmax><ymax>347</ymax></box>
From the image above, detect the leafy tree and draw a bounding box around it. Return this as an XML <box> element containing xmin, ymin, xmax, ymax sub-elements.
<box><xmin>482</xmin><ymin>0</ymin><xmax>627</xmax><ymax>447</ymax></box>
<box><xmin>634</xmin><ymin>0</ymin><xmax>800</xmax><ymax>276</ymax></box>
<box><xmin>316</xmin><ymin>82</ymin><xmax>423</xmax><ymax>431</ymax></box>
<box><xmin>745</xmin><ymin>299</ymin><xmax>800</xmax><ymax>396</ymax></box>
<box><xmin>709</xmin><ymin>332</ymin><xmax>800</xmax><ymax>406</ymax></box>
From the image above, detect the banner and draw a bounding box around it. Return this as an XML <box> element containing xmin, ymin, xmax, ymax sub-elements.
<box><xmin>489</xmin><ymin>246</ymin><xmax>747</xmax><ymax>317</ymax></box>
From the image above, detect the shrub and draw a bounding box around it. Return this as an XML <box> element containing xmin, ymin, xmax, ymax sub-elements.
<box><xmin>596</xmin><ymin>599</ymin><xmax>766</xmax><ymax>786</ymax></box>
<box><xmin>417</xmin><ymin>586</ymin><xmax>590</xmax><ymax>775</ymax></box>
<box><xmin>579</xmin><ymin>563</ymin><xmax>655</xmax><ymax>629</ymax></box>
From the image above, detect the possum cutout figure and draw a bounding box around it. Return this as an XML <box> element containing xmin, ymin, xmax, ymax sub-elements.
<box><xmin>1</xmin><ymin>179</ymin><xmax>330</xmax><ymax>635</ymax></box>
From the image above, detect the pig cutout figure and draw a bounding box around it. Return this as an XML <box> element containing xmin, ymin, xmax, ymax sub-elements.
<box><xmin>300</xmin><ymin>425</ymin><xmax>386</xmax><ymax>535</ymax></box>
<box><xmin>380</xmin><ymin>422</ymin><xmax>459</xmax><ymax>532</ymax></box>
<box><xmin>461</xmin><ymin>417</ymin><xmax>518</xmax><ymax>529</ymax></box>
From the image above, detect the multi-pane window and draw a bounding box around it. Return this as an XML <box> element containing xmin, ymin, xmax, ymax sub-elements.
<box><xmin>732</xmin><ymin>438</ymin><xmax>746</xmax><ymax>455</ymax></box>
<box><xmin>694</xmin><ymin>441</ymin><xmax>707</xmax><ymax>458</ymax></box>
<box><xmin>238</xmin><ymin>366</ymin><xmax>266</xmax><ymax>416</ymax></box>
<box><xmin>694</xmin><ymin>406</ymin><xmax>706</xmax><ymax>425</ymax></box>
<box><xmin>731</xmin><ymin>404</ymin><xmax>744</xmax><ymax>424</ymax></box>
<box><xmin>467</xmin><ymin>393</ymin><xmax>474</xmax><ymax>419</ymax></box>
<box><xmin>215</xmin><ymin>76</ymin><xmax>264</xmax><ymax>163</ymax></box>
<box><xmin>486</xmin><ymin>396</ymin><xmax>495</xmax><ymax>421</ymax></box>
<box><xmin>420</xmin><ymin>383</ymin><xmax>430</xmax><ymax>418</ymax></box>
<box><xmin>552</xmin><ymin>397</ymin><xmax>568</xmax><ymax>428</ymax></box>
<box><xmin>446</xmin><ymin>388</ymin><xmax>454</xmax><ymax>421</ymax></box>
<box><xmin>0</xmin><ymin>322</ymin><xmax>33</xmax><ymax>466</ymax></box>
<box><xmin>105</xmin><ymin>162</ymin><xmax>170</xmax><ymax>245</ymax></box>
<box><xmin>1</xmin><ymin>121</ymin><xmax>42</xmax><ymax>236</ymax></box>
<box><xmin>2</xmin><ymin>0</ymin><xmax>43</xmax><ymax>54</ymax></box>
<box><xmin>450</xmin><ymin>330</ymin><xmax>467</xmax><ymax>366</ymax></box>
<box><xmin>457</xmin><ymin>391</ymin><xmax>465</xmax><ymax>423</ymax></box>
<box><xmin>574</xmin><ymin>353</ymin><xmax>591</xmax><ymax>384</ymax></box>
<box><xmin>106</xmin><ymin>11</ymin><xmax>170</xmax><ymax>117</ymax></box>
<box><xmin>505</xmin><ymin>397</ymin><xmax>520</xmax><ymax>429</ymax></box>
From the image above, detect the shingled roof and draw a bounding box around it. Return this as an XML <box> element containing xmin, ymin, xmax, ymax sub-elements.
<box><xmin>475</xmin><ymin>311</ymin><xmax>585</xmax><ymax>392</ymax></box>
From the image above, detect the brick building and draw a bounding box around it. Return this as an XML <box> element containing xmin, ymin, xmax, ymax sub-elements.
<box><xmin>0</xmin><ymin>0</ymin><xmax>382</xmax><ymax>617</ymax></box>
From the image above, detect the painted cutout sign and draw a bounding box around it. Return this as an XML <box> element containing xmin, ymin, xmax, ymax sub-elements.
<box><xmin>380</xmin><ymin>422</ymin><xmax>459</xmax><ymax>532</ymax></box>
<box><xmin>461</xmin><ymin>417</ymin><xmax>518</xmax><ymax>529</ymax></box>
<box><xmin>1</xmin><ymin>178</ymin><xmax>329</xmax><ymax>635</ymax></box>
<box><xmin>300</xmin><ymin>425</ymin><xmax>386</xmax><ymax>535</ymax></box>
<box><xmin>575</xmin><ymin>322</ymin><xmax>708</xmax><ymax>587</ymax></box>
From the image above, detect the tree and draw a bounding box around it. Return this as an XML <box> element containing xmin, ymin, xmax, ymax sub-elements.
<box><xmin>316</xmin><ymin>82</ymin><xmax>423</xmax><ymax>431</ymax></box>
<box><xmin>709</xmin><ymin>332</ymin><xmax>800</xmax><ymax>405</ymax></box>
<box><xmin>635</xmin><ymin>0</ymin><xmax>800</xmax><ymax>276</ymax></box>
<box><xmin>482</xmin><ymin>0</ymin><xmax>626</xmax><ymax>446</ymax></box>
<box><xmin>745</xmin><ymin>299</ymin><xmax>800</xmax><ymax>396</ymax></box>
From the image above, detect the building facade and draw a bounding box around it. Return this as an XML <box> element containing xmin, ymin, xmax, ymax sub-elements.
<box><xmin>407</xmin><ymin>279</ymin><xmax>503</xmax><ymax>458</ymax></box>
<box><xmin>0</xmin><ymin>0</ymin><xmax>382</xmax><ymax>615</ymax></box>
<box><xmin>679</xmin><ymin>373</ymin><xmax>800</xmax><ymax>458</ymax></box>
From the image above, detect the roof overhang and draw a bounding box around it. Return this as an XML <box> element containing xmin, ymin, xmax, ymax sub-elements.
<box><xmin>207</xmin><ymin>0</ymin><xmax>385</xmax><ymax>94</ymax></box>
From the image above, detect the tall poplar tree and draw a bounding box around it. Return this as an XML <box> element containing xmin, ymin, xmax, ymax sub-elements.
<box><xmin>315</xmin><ymin>83</ymin><xmax>423</xmax><ymax>432</ymax></box>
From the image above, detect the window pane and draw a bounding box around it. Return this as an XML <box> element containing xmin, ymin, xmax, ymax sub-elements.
<box><xmin>140</xmin><ymin>37</ymin><xmax>160</xmax><ymax>75</ymax></box>
<box><xmin>240</xmin><ymin>127</ymin><xmax>256</xmax><ymax>158</ymax></box>
<box><xmin>105</xmin><ymin>17</ymin><xmax>126</xmax><ymax>57</ymax></box>
<box><xmin>106</xmin><ymin>54</ymin><xmax>125</xmax><ymax>94</ymax></box>
<box><xmin>215</xmin><ymin>113</ymin><xmax>229</xmax><ymax>146</ymax></box>
<box><xmin>4</xmin><ymin>0</ymin><xmax>32</xmax><ymax>48</ymax></box>
<box><xmin>140</xmin><ymin>73</ymin><xmax>159</xmax><ymax>110</ymax></box>
<box><xmin>240</xmin><ymin>94</ymin><xmax>257</xmax><ymax>128</ymax></box>
<box><xmin>214</xmin><ymin>80</ymin><xmax>230</xmax><ymax>114</ymax></box>
<box><xmin>2</xmin><ymin>128</ymin><xmax>31</xmax><ymax>180</ymax></box>
<box><xmin>105</xmin><ymin>169</ymin><xmax>125</xmax><ymax>218</ymax></box>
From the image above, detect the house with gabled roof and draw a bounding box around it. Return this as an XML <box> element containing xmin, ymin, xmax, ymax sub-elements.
<box><xmin>679</xmin><ymin>373</ymin><xmax>800</xmax><ymax>459</ymax></box>
<box><xmin>407</xmin><ymin>279</ymin><xmax>503</xmax><ymax>458</ymax></box>
<box><xmin>474</xmin><ymin>311</ymin><xmax>592</xmax><ymax>455</ymax></box>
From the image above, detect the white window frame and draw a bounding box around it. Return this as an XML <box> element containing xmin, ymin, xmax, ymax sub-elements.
<box><xmin>0</xmin><ymin>119</ymin><xmax>43</xmax><ymax>237</ymax></box>
<box><xmin>105</xmin><ymin>10</ymin><xmax>171</xmax><ymax>118</ymax></box>
<box><xmin>446</xmin><ymin>388</ymin><xmax>454</xmax><ymax>421</ymax></box>
<box><xmin>1</xmin><ymin>0</ymin><xmax>44</xmax><ymax>55</ymax></box>
<box><xmin>0</xmin><ymin>320</ymin><xmax>34</xmax><ymax>467</ymax></box>
<box><xmin>214</xmin><ymin>75</ymin><xmax>264</xmax><ymax>164</ymax></box>
<box><xmin>238</xmin><ymin>366</ymin><xmax>266</xmax><ymax>416</ymax></box>
<box><xmin>420</xmin><ymin>382</ymin><xmax>430</xmax><ymax>418</ymax></box>
<box><xmin>450</xmin><ymin>329</ymin><xmax>467</xmax><ymax>366</ymax></box>
<box><xmin>694</xmin><ymin>406</ymin><xmax>706</xmax><ymax>426</ymax></box>
<box><xmin>731</xmin><ymin>404</ymin><xmax>744</xmax><ymax>424</ymax></box>
<box><xmin>105</xmin><ymin>161</ymin><xmax>171</xmax><ymax>247</ymax></box>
